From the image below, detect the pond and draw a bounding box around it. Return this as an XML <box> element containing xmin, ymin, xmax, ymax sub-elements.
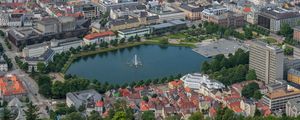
<box><xmin>66</xmin><ymin>44</ymin><xmax>209</xmax><ymax>84</ymax></box>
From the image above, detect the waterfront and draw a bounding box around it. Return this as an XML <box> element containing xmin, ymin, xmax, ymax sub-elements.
<box><xmin>66</xmin><ymin>45</ymin><xmax>209</xmax><ymax>84</ymax></box>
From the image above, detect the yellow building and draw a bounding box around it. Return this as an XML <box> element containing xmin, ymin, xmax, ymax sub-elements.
<box><xmin>288</xmin><ymin>69</ymin><xmax>300</xmax><ymax>85</ymax></box>
<box><xmin>179</xmin><ymin>4</ymin><xmax>203</xmax><ymax>21</ymax></box>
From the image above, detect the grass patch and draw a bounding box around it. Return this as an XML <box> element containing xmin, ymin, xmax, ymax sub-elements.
<box><xmin>167</xmin><ymin>33</ymin><xmax>187</xmax><ymax>39</ymax></box>
<box><xmin>262</xmin><ymin>37</ymin><xmax>277</xmax><ymax>44</ymax></box>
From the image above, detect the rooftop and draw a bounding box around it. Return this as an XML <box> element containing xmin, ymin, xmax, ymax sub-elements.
<box><xmin>58</xmin><ymin>16</ymin><xmax>75</xmax><ymax>23</ymax></box>
<box><xmin>251</xmin><ymin>40</ymin><xmax>283</xmax><ymax>53</ymax></box>
<box><xmin>265</xmin><ymin>88</ymin><xmax>300</xmax><ymax>99</ymax></box>
<box><xmin>0</xmin><ymin>74</ymin><xmax>26</xmax><ymax>96</ymax></box>
<box><xmin>260</xmin><ymin>7</ymin><xmax>300</xmax><ymax>20</ymax></box>
<box><xmin>25</xmin><ymin>49</ymin><xmax>54</xmax><ymax>62</ymax></box>
<box><xmin>181</xmin><ymin>73</ymin><xmax>225</xmax><ymax>90</ymax></box>
<box><xmin>38</xmin><ymin>17</ymin><xmax>59</xmax><ymax>25</ymax></box>
<box><xmin>202</xmin><ymin>6</ymin><xmax>228</xmax><ymax>15</ymax></box>
<box><xmin>84</xmin><ymin>31</ymin><xmax>115</xmax><ymax>40</ymax></box>
<box><xmin>180</xmin><ymin>4</ymin><xmax>204</xmax><ymax>12</ymax></box>
<box><xmin>294</xmin><ymin>26</ymin><xmax>300</xmax><ymax>31</ymax></box>
<box><xmin>66</xmin><ymin>89</ymin><xmax>102</xmax><ymax>107</ymax></box>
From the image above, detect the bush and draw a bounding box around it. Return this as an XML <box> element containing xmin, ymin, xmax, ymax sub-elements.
<box><xmin>159</xmin><ymin>38</ymin><xmax>169</xmax><ymax>44</ymax></box>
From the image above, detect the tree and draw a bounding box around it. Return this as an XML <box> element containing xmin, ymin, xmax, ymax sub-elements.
<box><xmin>142</xmin><ymin>111</ymin><xmax>155</xmax><ymax>120</ymax></box>
<box><xmin>284</xmin><ymin>46</ymin><xmax>294</xmax><ymax>55</ymax></box>
<box><xmin>39</xmin><ymin>83</ymin><xmax>51</xmax><ymax>97</ymax></box>
<box><xmin>62</xmin><ymin>112</ymin><xmax>85</xmax><ymax>120</ymax></box>
<box><xmin>135</xmin><ymin>35</ymin><xmax>141</xmax><ymax>42</ymax></box>
<box><xmin>78</xmin><ymin>105</ymin><xmax>86</xmax><ymax>112</ymax></box>
<box><xmin>188</xmin><ymin>111</ymin><xmax>204</xmax><ymax>120</ymax></box>
<box><xmin>0</xmin><ymin>30</ymin><xmax>4</xmax><ymax>37</ymax></box>
<box><xmin>201</xmin><ymin>61</ymin><xmax>210</xmax><ymax>73</ymax></box>
<box><xmin>142</xmin><ymin>96</ymin><xmax>149</xmax><ymax>102</ymax></box>
<box><xmin>144</xmin><ymin>33</ymin><xmax>150</xmax><ymax>38</ymax></box>
<box><xmin>244</xmin><ymin>28</ymin><xmax>253</xmax><ymax>39</ymax></box>
<box><xmin>159</xmin><ymin>38</ymin><xmax>169</xmax><ymax>44</ymax></box>
<box><xmin>198</xmin><ymin>23</ymin><xmax>202</xmax><ymax>28</ymax></box>
<box><xmin>21</xmin><ymin>62</ymin><xmax>29</xmax><ymax>71</ymax></box>
<box><xmin>112</xmin><ymin>111</ymin><xmax>127</xmax><ymax>120</ymax></box>
<box><xmin>128</xmin><ymin>36</ymin><xmax>134</xmax><ymax>42</ymax></box>
<box><xmin>24</xmin><ymin>102</ymin><xmax>39</xmax><ymax>120</ymax></box>
<box><xmin>120</xmin><ymin>38</ymin><xmax>125</xmax><ymax>44</ymax></box>
<box><xmin>2</xmin><ymin>107</ymin><xmax>13</xmax><ymax>120</ymax></box>
<box><xmin>241</xmin><ymin>82</ymin><xmax>259</xmax><ymax>98</ymax></box>
<box><xmin>165</xmin><ymin>114</ymin><xmax>181</xmax><ymax>120</ymax></box>
<box><xmin>37</xmin><ymin>62</ymin><xmax>46</xmax><ymax>73</ymax></box>
<box><xmin>253</xmin><ymin>90</ymin><xmax>263</xmax><ymax>100</ymax></box>
<box><xmin>254</xmin><ymin>109</ymin><xmax>261</xmax><ymax>116</ymax></box>
<box><xmin>280</xmin><ymin>23</ymin><xmax>293</xmax><ymax>37</ymax></box>
<box><xmin>167</xmin><ymin>0</ymin><xmax>175</xmax><ymax>3</ymax></box>
<box><xmin>191</xmin><ymin>25</ymin><xmax>196</xmax><ymax>29</ymax></box>
<box><xmin>88</xmin><ymin>111</ymin><xmax>103</xmax><ymax>120</ymax></box>
<box><xmin>246</xmin><ymin>69</ymin><xmax>257</xmax><ymax>80</ymax></box>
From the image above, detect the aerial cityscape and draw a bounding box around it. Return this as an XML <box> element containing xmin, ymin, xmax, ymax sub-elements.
<box><xmin>2</xmin><ymin>0</ymin><xmax>300</xmax><ymax>120</ymax></box>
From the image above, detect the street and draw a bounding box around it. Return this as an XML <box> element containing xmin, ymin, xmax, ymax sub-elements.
<box><xmin>0</xmin><ymin>34</ymin><xmax>51</xmax><ymax>119</ymax></box>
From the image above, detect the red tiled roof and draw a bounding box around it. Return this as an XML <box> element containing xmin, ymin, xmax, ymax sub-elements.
<box><xmin>228</xmin><ymin>101</ymin><xmax>243</xmax><ymax>113</ymax></box>
<box><xmin>119</xmin><ymin>88</ymin><xmax>130</xmax><ymax>97</ymax></box>
<box><xmin>129</xmin><ymin>102</ymin><xmax>136</xmax><ymax>109</ymax></box>
<box><xmin>140</xmin><ymin>101</ymin><xmax>149</xmax><ymax>111</ymax></box>
<box><xmin>66</xmin><ymin>12</ymin><xmax>83</xmax><ymax>18</ymax></box>
<box><xmin>128</xmin><ymin>92</ymin><xmax>141</xmax><ymax>99</ymax></box>
<box><xmin>178</xmin><ymin>100</ymin><xmax>196</xmax><ymax>110</ymax></box>
<box><xmin>243</xmin><ymin>7</ymin><xmax>252</xmax><ymax>12</ymax></box>
<box><xmin>256</xmin><ymin>102</ymin><xmax>272</xmax><ymax>116</ymax></box>
<box><xmin>14</xmin><ymin>9</ymin><xmax>27</xmax><ymax>13</ymax></box>
<box><xmin>204</xmin><ymin>96</ymin><xmax>213</xmax><ymax>101</ymax></box>
<box><xmin>96</xmin><ymin>101</ymin><xmax>104</xmax><ymax>107</ymax></box>
<box><xmin>209</xmin><ymin>107</ymin><xmax>217</xmax><ymax>117</ymax></box>
<box><xmin>224</xmin><ymin>95</ymin><xmax>241</xmax><ymax>102</ymax></box>
<box><xmin>84</xmin><ymin>31</ymin><xmax>115</xmax><ymax>40</ymax></box>
<box><xmin>134</xmin><ymin>86</ymin><xmax>145</xmax><ymax>91</ymax></box>
<box><xmin>0</xmin><ymin>75</ymin><xmax>26</xmax><ymax>96</ymax></box>
<box><xmin>168</xmin><ymin>80</ymin><xmax>183</xmax><ymax>88</ymax></box>
<box><xmin>185</xmin><ymin>87</ymin><xmax>191</xmax><ymax>93</ymax></box>
<box><xmin>0</xmin><ymin>3</ymin><xmax>23</xmax><ymax>8</ymax></box>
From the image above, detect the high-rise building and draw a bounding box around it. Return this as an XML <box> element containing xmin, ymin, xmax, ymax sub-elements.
<box><xmin>249</xmin><ymin>41</ymin><xmax>284</xmax><ymax>84</ymax></box>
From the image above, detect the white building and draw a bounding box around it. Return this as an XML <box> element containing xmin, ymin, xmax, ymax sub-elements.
<box><xmin>66</xmin><ymin>89</ymin><xmax>104</xmax><ymax>114</ymax></box>
<box><xmin>22</xmin><ymin>42</ymin><xmax>49</xmax><ymax>57</ymax></box>
<box><xmin>83</xmin><ymin>31</ymin><xmax>116</xmax><ymax>45</ymax></box>
<box><xmin>0</xmin><ymin>12</ymin><xmax>33</xmax><ymax>27</ymax></box>
<box><xmin>286</xmin><ymin>98</ymin><xmax>300</xmax><ymax>117</ymax></box>
<box><xmin>118</xmin><ymin>27</ymin><xmax>151</xmax><ymax>39</ymax></box>
<box><xmin>181</xmin><ymin>73</ymin><xmax>225</xmax><ymax>96</ymax></box>
<box><xmin>50</xmin><ymin>37</ymin><xmax>83</xmax><ymax>54</ymax></box>
<box><xmin>201</xmin><ymin>6</ymin><xmax>228</xmax><ymax>21</ymax></box>
<box><xmin>240</xmin><ymin>99</ymin><xmax>256</xmax><ymax>117</ymax></box>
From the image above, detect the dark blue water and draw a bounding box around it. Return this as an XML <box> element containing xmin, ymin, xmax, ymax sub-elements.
<box><xmin>66</xmin><ymin>45</ymin><xmax>208</xmax><ymax>84</ymax></box>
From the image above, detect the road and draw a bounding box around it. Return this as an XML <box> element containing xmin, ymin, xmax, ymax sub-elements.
<box><xmin>0</xmin><ymin>34</ymin><xmax>50</xmax><ymax>119</ymax></box>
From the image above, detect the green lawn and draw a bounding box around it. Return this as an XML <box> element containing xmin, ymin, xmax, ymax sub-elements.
<box><xmin>262</xmin><ymin>37</ymin><xmax>277</xmax><ymax>44</ymax></box>
<box><xmin>167</xmin><ymin>33</ymin><xmax>187</xmax><ymax>39</ymax></box>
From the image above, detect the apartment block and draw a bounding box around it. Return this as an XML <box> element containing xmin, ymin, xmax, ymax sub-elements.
<box><xmin>249</xmin><ymin>41</ymin><xmax>284</xmax><ymax>84</ymax></box>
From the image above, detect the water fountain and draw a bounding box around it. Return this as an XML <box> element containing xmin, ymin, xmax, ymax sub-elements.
<box><xmin>129</xmin><ymin>54</ymin><xmax>142</xmax><ymax>68</ymax></box>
